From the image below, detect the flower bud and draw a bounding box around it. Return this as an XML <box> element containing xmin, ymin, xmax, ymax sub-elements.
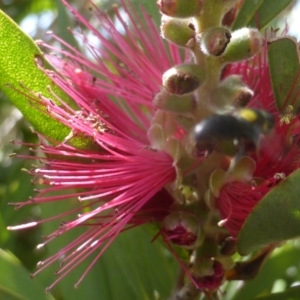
<box><xmin>221</xmin><ymin>28</ymin><xmax>263</xmax><ymax>63</ymax></box>
<box><xmin>153</xmin><ymin>89</ymin><xmax>196</xmax><ymax>114</ymax></box>
<box><xmin>175</xmin><ymin>114</ymin><xmax>195</xmax><ymax>132</ymax></box>
<box><xmin>163</xmin><ymin>137</ymin><xmax>183</xmax><ymax>163</ymax></box>
<box><xmin>209</xmin><ymin>169</ymin><xmax>227</xmax><ymax>198</ymax></box>
<box><xmin>157</xmin><ymin>0</ymin><xmax>202</xmax><ymax>18</ymax></box>
<box><xmin>201</xmin><ymin>27</ymin><xmax>231</xmax><ymax>56</ymax></box>
<box><xmin>211</xmin><ymin>75</ymin><xmax>253</xmax><ymax>108</ymax></box>
<box><xmin>149</xmin><ymin>110</ymin><xmax>177</xmax><ymax>144</ymax></box>
<box><xmin>193</xmin><ymin>260</ymin><xmax>225</xmax><ymax>290</ymax></box>
<box><xmin>162</xmin><ymin>211</ymin><xmax>201</xmax><ymax>248</ymax></box>
<box><xmin>147</xmin><ymin>123</ymin><xmax>165</xmax><ymax>150</ymax></box>
<box><xmin>163</xmin><ymin>64</ymin><xmax>205</xmax><ymax>95</ymax></box>
<box><xmin>161</xmin><ymin>16</ymin><xmax>195</xmax><ymax>48</ymax></box>
<box><xmin>226</xmin><ymin>156</ymin><xmax>256</xmax><ymax>182</ymax></box>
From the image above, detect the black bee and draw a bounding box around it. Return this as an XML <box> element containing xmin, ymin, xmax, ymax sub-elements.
<box><xmin>193</xmin><ymin>108</ymin><xmax>274</xmax><ymax>154</ymax></box>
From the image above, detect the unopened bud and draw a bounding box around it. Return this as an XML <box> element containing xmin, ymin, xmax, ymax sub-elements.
<box><xmin>147</xmin><ymin>123</ymin><xmax>165</xmax><ymax>150</ymax></box>
<box><xmin>163</xmin><ymin>64</ymin><xmax>205</xmax><ymax>95</ymax></box>
<box><xmin>209</xmin><ymin>169</ymin><xmax>227</xmax><ymax>198</ymax></box>
<box><xmin>157</xmin><ymin>0</ymin><xmax>202</xmax><ymax>18</ymax></box>
<box><xmin>163</xmin><ymin>212</ymin><xmax>201</xmax><ymax>248</ymax></box>
<box><xmin>201</xmin><ymin>27</ymin><xmax>231</xmax><ymax>56</ymax></box>
<box><xmin>193</xmin><ymin>261</ymin><xmax>225</xmax><ymax>290</ymax></box>
<box><xmin>153</xmin><ymin>89</ymin><xmax>196</xmax><ymax>114</ymax></box>
<box><xmin>161</xmin><ymin>16</ymin><xmax>195</xmax><ymax>48</ymax></box>
<box><xmin>212</xmin><ymin>75</ymin><xmax>253</xmax><ymax>109</ymax></box>
<box><xmin>150</xmin><ymin>110</ymin><xmax>177</xmax><ymax>139</ymax></box>
<box><xmin>221</xmin><ymin>28</ymin><xmax>263</xmax><ymax>63</ymax></box>
<box><xmin>192</xmin><ymin>248</ymin><xmax>226</xmax><ymax>290</ymax></box>
<box><xmin>175</xmin><ymin>115</ymin><xmax>195</xmax><ymax>132</ymax></box>
<box><xmin>164</xmin><ymin>137</ymin><xmax>183</xmax><ymax>163</ymax></box>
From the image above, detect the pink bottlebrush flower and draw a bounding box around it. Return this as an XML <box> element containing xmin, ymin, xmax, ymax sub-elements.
<box><xmin>7</xmin><ymin>0</ymin><xmax>298</xmax><ymax>295</ymax></box>
<box><xmin>7</xmin><ymin>0</ymin><xmax>186</xmax><ymax>290</ymax></box>
<box><xmin>217</xmin><ymin>32</ymin><xmax>300</xmax><ymax>236</ymax></box>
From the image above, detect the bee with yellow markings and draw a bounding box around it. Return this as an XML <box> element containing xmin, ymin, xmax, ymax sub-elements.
<box><xmin>193</xmin><ymin>108</ymin><xmax>274</xmax><ymax>154</ymax></box>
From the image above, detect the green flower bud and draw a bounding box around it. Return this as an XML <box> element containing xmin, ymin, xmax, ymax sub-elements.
<box><xmin>175</xmin><ymin>115</ymin><xmax>195</xmax><ymax>132</ymax></box>
<box><xmin>162</xmin><ymin>63</ymin><xmax>205</xmax><ymax>95</ymax></box>
<box><xmin>209</xmin><ymin>169</ymin><xmax>227</xmax><ymax>197</ymax></box>
<box><xmin>147</xmin><ymin>123</ymin><xmax>165</xmax><ymax>150</ymax></box>
<box><xmin>161</xmin><ymin>16</ymin><xmax>195</xmax><ymax>48</ymax></box>
<box><xmin>157</xmin><ymin>0</ymin><xmax>202</xmax><ymax>18</ymax></box>
<box><xmin>151</xmin><ymin>110</ymin><xmax>177</xmax><ymax>138</ymax></box>
<box><xmin>153</xmin><ymin>89</ymin><xmax>196</xmax><ymax>114</ymax></box>
<box><xmin>163</xmin><ymin>211</ymin><xmax>201</xmax><ymax>248</ymax></box>
<box><xmin>148</xmin><ymin>111</ymin><xmax>177</xmax><ymax>149</ymax></box>
<box><xmin>163</xmin><ymin>137</ymin><xmax>183</xmax><ymax>163</ymax></box>
<box><xmin>212</xmin><ymin>75</ymin><xmax>253</xmax><ymax>109</ymax></box>
<box><xmin>221</xmin><ymin>28</ymin><xmax>263</xmax><ymax>63</ymax></box>
<box><xmin>201</xmin><ymin>26</ymin><xmax>231</xmax><ymax>56</ymax></box>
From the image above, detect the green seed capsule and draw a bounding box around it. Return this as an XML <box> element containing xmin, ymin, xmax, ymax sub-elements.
<box><xmin>221</xmin><ymin>28</ymin><xmax>263</xmax><ymax>63</ymax></box>
<box><xmin>162</xmin><ymin>64</ymin><xmax>205</xmax><ymax>95</ymax></box>
<box><xmin>161</xmin><ymin>16</ymin><xmax>196</xmax><ymax>48</ymax></box>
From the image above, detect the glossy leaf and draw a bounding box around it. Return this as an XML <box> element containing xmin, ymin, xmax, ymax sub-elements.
<box><xmin>253</xmin><ymin>286</ymin><xmax>300</xmax><ymax>300</ymax></box>
<box><xmin>228</xmin><ymin>243</ymin><xmax>300</xmax><ymax>300</ymax></box>
<box><xmin>0</xmin><ymin>249</ymin><xmax>55</xmax><ymax>300</ymax></box>
<box><xmin>0</xmin><ymin>10</ymin><xmax>93</xmax><ymax>149</ymax></box>
<box><xmin>231</xmin><ymin>0</ymin><xmax>263</xmax><ymax>30</ymax></box>
<box><xmin>247</xmin><ymin>0</ymin><xmax>293</xmax><ymax>29</ymax></box>
<box><xmin>232</xmin><ymin>0</ymin><xmax>293</xmax><ymax>30</ymax></box>
<box><xmin>0</xmin><ymin>10</ymin><xmax>69</xmax><ymax>140</ymax></box>
<box><xmin>268</xmin><ymin>37</ymin><xmax>300</xmax><ymax>112</ymax></box>
<box><xmin>237</xmin><ymin>169</ymin><xmax>300</xmax><ymax>255</ymax></box>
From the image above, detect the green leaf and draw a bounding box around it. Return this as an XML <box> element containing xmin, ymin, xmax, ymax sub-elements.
<box><xmin>253</xmin><ymin>286</ymin><xmax>300</xmax><ymax>300</ymax></box>
<box><xmin>0</xmin><ymin>249</ymin><xmax>55</xmax><ymax>300</ymax></box>
<box><xmin>237</xmin><ymin>169</ymin><xmax>300</xmax><ymax>255</ymax></box>
<box><xmin>232</xmin><ymin>0</ymin><xmax>293</xmax><ymax>30</ymax></box>
<box><xmin>232</xmin><ymin>0</ymin><xmax>264</xmax><ymax>30</ymax></box>
<box><xmin>268</xmin><ymin>37</ymin><xmax>300</xmax><ymax>112</ymax></box>
<box><xmin>247</xmin><ymin>0</ymin><xmax>293</xmax><ymax>29</ymax></box>
<box><xmin>228</xmin><ymin>243</ymin><xmax>300</xmax><ymax>300</ymax></box>
<box><xmin>0</xmin><ymin>10</ymin><xmax>93</xmax><ymax>149</ymax></box>
<box><xmin>130</xmin><ymin>0</ymin><xmax>160</xmax><ymax>26</ymax></box>
<box><xmin>0</xmin><ymin>10</ymin><xmax>69</xmax><ymax>141</ymax></box>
